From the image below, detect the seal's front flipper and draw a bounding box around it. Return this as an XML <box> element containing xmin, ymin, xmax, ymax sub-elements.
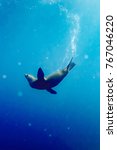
<box><xmin>37</xmin><ymin>68</ymin><xmax>44</xmax><ymax>80</ymax></box>
<box><xmin>47</xmin><ymin>88</ymin><xmax>57</xmax><ymax>94</ymax></box>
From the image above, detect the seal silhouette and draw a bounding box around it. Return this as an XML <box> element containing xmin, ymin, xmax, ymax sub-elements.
<box><xmin>25</xmin><ymin>58</ymin><xmax>75</xmax><ymax>94</ymax></box>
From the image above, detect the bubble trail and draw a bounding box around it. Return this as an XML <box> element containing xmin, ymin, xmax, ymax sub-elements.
<box><xmin>58</xmin><ymin>4</ymin><xmax>80</xmax><ymax>62</ymax></box>
<box><xmin>40</xmin><ymin>0</ymin><xmax>80</xmax><ymax>63</ymax></box>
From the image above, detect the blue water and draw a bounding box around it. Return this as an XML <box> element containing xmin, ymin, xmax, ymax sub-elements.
<box><xmin>0</xmin><ymin>0</ymin><xmax>100</xmax><ymax>150</ymax></box>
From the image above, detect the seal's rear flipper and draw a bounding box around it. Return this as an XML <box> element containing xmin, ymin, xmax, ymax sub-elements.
<box><xmin>67</xmin><ymin>57</ymin><xmax>76</xmax><ymax>71</ymax></box>
<box><xmin>37</xmin><ymin>68</ymin><xmax>44</xmax><ymax>80</ymax></box>
<box><xmin>47</xmin><ymin>88</ymin><xmax>57</xmax><ymax>94</ymax></box>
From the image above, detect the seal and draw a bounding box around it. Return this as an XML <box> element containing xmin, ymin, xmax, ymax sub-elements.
<box><xmin>25</xmin><ymin>58</ymin><xmax>75</xmax><ymax>94</ymax></box>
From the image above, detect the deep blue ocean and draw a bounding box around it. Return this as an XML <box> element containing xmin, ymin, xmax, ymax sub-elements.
<box><xmin>0</xmin><ymin>0</ymin><xmax>100</xmax><ymax>150</ymax></box>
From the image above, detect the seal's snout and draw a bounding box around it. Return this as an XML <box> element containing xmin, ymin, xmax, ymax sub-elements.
<box><xmin>24</xmin><ymin>74</ymin><xmax>28</xmax><ymax>78</ymax></box>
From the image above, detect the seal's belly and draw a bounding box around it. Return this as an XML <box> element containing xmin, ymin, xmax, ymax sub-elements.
<box><xmin>45</xmin><ymin>70</ymin><xmax>68</xmax><ymax>87</ymax></box>
<box><xmin>31</xmin><ymin>80</ymin><xmax>47</xmax><ymax>89</ymax></box>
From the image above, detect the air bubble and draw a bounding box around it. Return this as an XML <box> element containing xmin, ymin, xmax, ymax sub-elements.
<box><xmin>17</xmin><ymin>62</ymin><xmax>22</xmax><ymax>66</ymax></box>
<box><xmin>48</xmin><ymin>134</ymin><xmax>52</xmax><ymax>137</ymax></box>
<box><xmin>67</xmin><ymin>126</ymin><xmax>71</xmax><ymax>130</ymax></box>
<box><xmin>28</xmin><ymin>123</ymin><xmax>32</xmax><ymax>127</ymax></box>
<box><xmin>44</xmin><ymin>128</ymin><xmax>47</xmax><ymax>132</ymax></box>
<box><xmin>84</xmin><ymin>54</ymin><xmax>89</xmax><ymax>59</ymax></box>
<box><xmin>45</xmin><ymin>57</ymin><xmax>49</xmax><ymax>60</ymax></box>
<box><xmin>2</xmin><ymin>74</ymin><xmax>7</xmax><ymax>79</ymax></box>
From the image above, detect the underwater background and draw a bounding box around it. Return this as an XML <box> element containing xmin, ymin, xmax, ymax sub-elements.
<box><xmin>0</xmin><ymin>0</ymin><xmax>100</xmax><ymax>150</ymax></box>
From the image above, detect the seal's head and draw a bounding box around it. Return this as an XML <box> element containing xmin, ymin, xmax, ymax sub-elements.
<box><xmin>24</xmin><ymin>74</ymin><xmax>36</xmax><ymax>83</ymax></box>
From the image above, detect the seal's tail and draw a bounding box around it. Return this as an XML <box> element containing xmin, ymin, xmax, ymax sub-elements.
<box><xmin>67</xmin><ymin>57</ymin><xmax>76</xmax><ymax>71</ymax></box>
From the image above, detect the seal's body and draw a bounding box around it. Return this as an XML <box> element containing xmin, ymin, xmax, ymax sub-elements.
<box><xmin>25</xmin><ymin>58</ymin><xmax>75</xmax><ymax>94</ymax></box>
